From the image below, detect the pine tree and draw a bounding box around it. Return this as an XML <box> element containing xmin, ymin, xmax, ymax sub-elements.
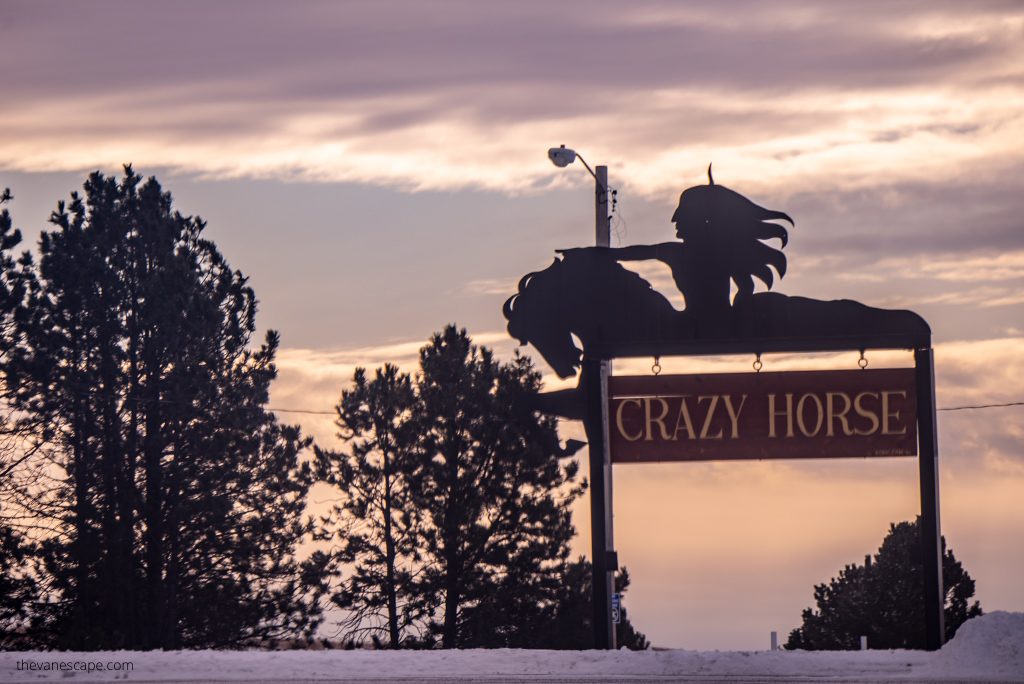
<box><xmin>612</xmin><ymin>567</ymin><xmax>652</xmax><ymax>651</ymax></box>
<box><xmin>786</xmin><ymin>518</ymin><xmax>982</xmax><ymax>650</ymax></box>
<box><xmin>409</xmin><ymin>326</ymin><xmax>584</xmax><ymax>648</ymax></box>
<box><xmin>313</xmin><ymin>364</ymin><xmax>426</xmax><ymax>647</ymax></box>
<box><xmin>318</xmin><ymin>326</ymin><xmax>584</xmax><ymax>648</ymax></box>
<box><xmin>0</xmin><ymin>187</ymin><xmax>39</xmax><ymax>647</ymax></box>
<box><xmin>547</xmin><ymin>560</ymin><xmax>649</xmax><ymax>650</ymax></box>
<box><xmin>472</xmin><ymin>556</ymin><xmax>650</xmax><ymax>650</ymax></box>
<box><xmin>0</xmin><ymin>168</ymin><xmax>327</xmax><ymax>649</ymax></box>
<box><xmin>315</xmin><ymin>328</ymin><xmax>585</xmax><ymax>649</ymax></box>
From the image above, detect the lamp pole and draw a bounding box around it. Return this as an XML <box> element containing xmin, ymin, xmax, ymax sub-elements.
<box><xmin>595</xmin><ymin>165</ymin><xmax>610</xmax><ymax>247</ymax></box>
<box><xmin>548</xmin><ymin>146</ymin><xmax>616</xmax><ymax>649</ymax></box>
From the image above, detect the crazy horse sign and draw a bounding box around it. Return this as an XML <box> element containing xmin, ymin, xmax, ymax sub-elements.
<box><xmin>503</xmin><ymin>168</ymin><xmax>944</xmax><ymax>651</ymax></box>
<box><xmin>608</xmin><ymin>369</ymin><xmax>918</xmax><ymax>463</ymax></box>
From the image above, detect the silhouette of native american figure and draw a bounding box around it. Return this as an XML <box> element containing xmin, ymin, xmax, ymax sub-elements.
<box><xmin>504</xmin><ymin>168</ymin><xmax>929</xmax><ymax>421</ymax></box>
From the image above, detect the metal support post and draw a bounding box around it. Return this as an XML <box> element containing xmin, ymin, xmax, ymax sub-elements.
<box><xmin>915</xmin><ymin>347</ymin><xmax>945</xmax><ymax>650</ymax></box>
<box><xmin>585</xmin><ymin>358</ymin><xmax>615</xmax><ymax>649</ymax></box>
<box><xmin>595</xmin><ymin>165</ymin><xmax>610</xmax><ymax>247</ymax></box>
<box><xmin>587</xmin><ymin>165</ymin><xmax>616</xmax><ymax>649</ymax></box>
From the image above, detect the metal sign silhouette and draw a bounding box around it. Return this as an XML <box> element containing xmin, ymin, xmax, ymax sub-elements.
<box><xmin>506</xmin><ymin>171</ymin><xmax>930</xmax><ymax>381</ymax></box>
<box><xmin>504</xmin><ymin>169</ymin><xmax>943</xmax><ymax>652</ymax></box>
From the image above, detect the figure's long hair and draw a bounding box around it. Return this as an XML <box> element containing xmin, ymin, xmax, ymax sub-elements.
<box><xmin>672</xmin><ymin>178</ymin><xmax>793</xmax><ymax>295</ymax></box>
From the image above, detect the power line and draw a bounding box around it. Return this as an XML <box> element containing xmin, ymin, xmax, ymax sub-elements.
<box><xmin>937</xmin><ymin>401</ymin><xmax>1024</xmax><ymax>411</ymax></box>
<box><xmin>48</xmin><ymin>387</ymin><xmax>1024</xmax><ymax>416</ymax></box>
<box><xmin>268</xmin><ymin>407</ymin><xmax>335</xmax><ymax>415</ymax></box>
<box><xmin>271</xmin><ymin>402</ymin><xmax>1024</xmax><ymax>415</ymax></box>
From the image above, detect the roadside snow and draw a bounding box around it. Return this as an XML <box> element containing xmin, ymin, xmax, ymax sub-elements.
<box><xmin>925</xmin><ymin>611</ymin><xmax>1024</xmax><ymax>680</ymax></box>
<box><xmin>2</xmin><ymin>611</ymin><xmax>1021</xmax><ymax>682</ymax></box>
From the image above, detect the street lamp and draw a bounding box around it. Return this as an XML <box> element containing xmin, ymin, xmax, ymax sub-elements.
<box><xmin>548</xmin><ymin>144</ymin><xmax>617</xmax><ymax>650</ymax></box>
<box><xmin>548</xmin><ymin>145</ymin><xmax>611</xmax><ymax>249</ymax></box>
<box><xmin>547</xmin><ymin>144</ymin><xmax>578</xmax><ymax>168</ymax></box>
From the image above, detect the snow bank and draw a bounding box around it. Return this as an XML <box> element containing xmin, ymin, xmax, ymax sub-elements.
<box><xmin>2</xmin><ymin>611</ymin><xmax>1021</xmax><ymax>682</ymax></box>
<box><xmin>925</xmin><ymin>610</ymin><xmax>1024</xmax><ymax>680</ymax></box>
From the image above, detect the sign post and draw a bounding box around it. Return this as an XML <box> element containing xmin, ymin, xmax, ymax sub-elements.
<box><xmin>589</xmin><ymin>164</ymin><xmax>616</xmax><ymax>650</ymax></box>
<box><xmin>915</xmin><ymin>348</ymin><xmax>944</xmax><ymax>650</ymax></box>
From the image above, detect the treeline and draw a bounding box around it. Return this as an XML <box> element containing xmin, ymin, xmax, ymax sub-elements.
<box><xmin>0</xmin><ymin>170</ymin><xmax>647</xmax><ymax>650</ymax></box>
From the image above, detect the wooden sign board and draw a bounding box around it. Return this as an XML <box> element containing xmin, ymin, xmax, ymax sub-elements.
<box><xmin>608</xmin><ymin>369</ymin><xmax>917</xmax><ymax>463</ymax></box>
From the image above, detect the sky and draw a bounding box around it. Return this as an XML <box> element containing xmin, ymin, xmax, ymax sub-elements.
<box><xmin>1</xmin><ymin>0</ymin><xmax>1023</xmax><ymax>651</ymax></box>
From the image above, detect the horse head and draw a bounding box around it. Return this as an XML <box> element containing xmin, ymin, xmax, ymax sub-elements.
<box><xmin>504</xmin><ymin>251</ymin><xmax>680</xmax><ymax>379</ymax></box>
<box><xmin>504</xmin><ymin>263</ymin><xmax>584</xmax><ymax>378</ymax></box>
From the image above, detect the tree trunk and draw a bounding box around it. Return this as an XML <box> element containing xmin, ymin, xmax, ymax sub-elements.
<box><xmin>143</xmin><ymin>363</ymin><xmax>166</xmax><ymax>648</ymax></box>
<box><xmin>383</xmin><ymin>448</ymin><xmax>400</xmax><ymax>648</ymax></box>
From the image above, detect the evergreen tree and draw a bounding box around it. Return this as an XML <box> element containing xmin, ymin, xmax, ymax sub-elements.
<box><xmin>313</xmin><ymin>364</ymin><xmax>426</xmax><ymax>647</ymax></box>
<box><xmin>410</xmin><ymin>326</ymin><xmax>584</xmax><ymax>648</ymax></box>
<box><xmin>0</xmin><ymin>517</ymin><xmax>35</xmax><ymax>647</ymax></box>
<box><xmin>468</xmin><ymin>556</ymin><xmax>650</xmax><ymax>650</ymax></box>
<box><xmin>612</xmin><ymin>567</ymin><xmax>652</xmax><ymax>651</ymax></box>
<box><xmin>0</xmin><ymin>187</ymin><xmax>39</xmax><ymax>647</ymax></box>
<box><xmin>318</xmin><ymin>327</ymin><xmax>584</xmax><ymax>648</ymax></box>
<box><xmin>786</xmin><ymin>518</ymin><xmax>982</xmax><ymax>650</ymax></box>
<box><xmin>542</xmin><ymin>559</ymin><xmax>649</xmax><ymax>650</ymax></box>
<box><xmin>0</xmin><ymin>168</ymin><xmax>327</xmax><ymax>649</ymax></box>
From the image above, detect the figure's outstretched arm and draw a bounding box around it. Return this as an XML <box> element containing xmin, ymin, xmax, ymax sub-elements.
<box><xmin>556</xmin><ymin>244</ymin><xmax>677</xmax><ymax>261</ymax></box>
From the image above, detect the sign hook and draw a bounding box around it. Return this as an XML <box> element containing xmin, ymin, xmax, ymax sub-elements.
<box><xmin>753</xmin><ymin>353</ymin><xmax>763</xmax><ymax>373</ymax></box>
<box><xmin>858</xmin><ymin>350</ymin><xmax>868</xmax><ymax>370</ymax></box>
<box><xmin>652</xmin><ymin>357</ymin><xmax>661</xmax><ymax>376</ymax></box>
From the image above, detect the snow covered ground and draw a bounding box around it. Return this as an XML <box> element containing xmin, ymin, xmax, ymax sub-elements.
<box><xmin>2</xmin><ymin>611</ymin><xmax>1021</xmax><ymax>683</ymax></box>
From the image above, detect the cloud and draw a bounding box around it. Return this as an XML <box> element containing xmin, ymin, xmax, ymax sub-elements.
<box><xmin>269</xmin><ymin>332</ymin><xmax>518</xmax><ymax>444</ymax></box>
<box><xmin>786</xmin><ymin>247</ymin><xmax>1024</xmax><ymax>324</ymax></box>
<box><xmin>881</xmin><ymin>287</ymin><xmax>1024</xmax><ymax>309</ymax></box>
<box><xmin>838</xmin><ymin>251</ymin><xmax>1024</xmax><ymax>283</ymax></box>
<box><xmin>2</xmin><ymin>1</ymin><xmax>1023</xmax><ymax>200</ymax></box>
<box><xmin>457</xmin><ymin>278</ymin><xmax>522</xmax><ymax>297</ymax></box>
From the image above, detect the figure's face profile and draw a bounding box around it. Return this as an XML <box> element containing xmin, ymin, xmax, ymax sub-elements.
<box><xmin>672</xmin><ymin>186</ymin><xmax>717</xmax><ymax>242</ymax></box>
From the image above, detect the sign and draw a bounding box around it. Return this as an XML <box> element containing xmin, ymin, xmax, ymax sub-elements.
<box><xmin>611</xmin><ymin>593</ymin><xmax>621</xmax><ymax>625</ymax></box>
<box><xmin>608</xmin><ymin>369</ymin><xmax>917</xmax><ymax>463</ymax></box>
<box><xmin>504</xmin><ymin>171</ymin><xmax>943</xmax><ymax>650</ymax></box>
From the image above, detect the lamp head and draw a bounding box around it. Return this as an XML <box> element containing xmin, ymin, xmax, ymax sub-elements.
<box><xmin>548</xmin><ymin>145</ymin><xmax>576</xmax><ymax>168</ymax></box>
